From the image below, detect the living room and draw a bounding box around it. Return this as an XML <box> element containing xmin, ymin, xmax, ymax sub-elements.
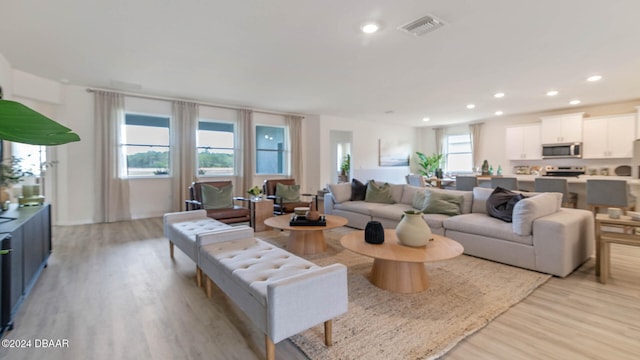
<box><xmin>1</xmin><ymin>1</ymin><xmax>640</xmax><ymax>359</ymax></box>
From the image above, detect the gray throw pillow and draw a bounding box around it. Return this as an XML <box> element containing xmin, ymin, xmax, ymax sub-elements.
<box><xmin>412</xmin><ymin>190</ymin><xmax>427</xmax><ymax>210</ymax></box>
<box><xmin>275</xmin><ymin>183</ymin><xmax>301</xmax><ymax>203</ymax></box>
<box><xmin>201</xmin><ymin>183</ymin><xmax>234</xmax><ymax>209</ymax></box>
<box><xmin>364</xmin><ymin>180</ymin><xmax>395</xmax><ymax>204</ymax></box>
<box><xmin>421</xmin><ymin>190</ymin><xmax>463</xmax><ymax>216</ymax></box>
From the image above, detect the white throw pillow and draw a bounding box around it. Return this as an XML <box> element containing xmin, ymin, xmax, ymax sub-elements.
<box><xmin>472</xmin><ymin>187</ymin><xmax>494</xmax><ymax>214</ymax></box>
<box><xmin>327</xmin><ymin>182</ymin><xmax>352</xmax><ymax>203</ymax></box>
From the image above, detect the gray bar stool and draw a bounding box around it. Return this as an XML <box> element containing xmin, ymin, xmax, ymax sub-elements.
<box><xmin>586</xmin><ymin>179</ymin><xmax>635</xmax><ymax>215</ymax></box>
<box><xmin>491</xmin><ymin>177</ymin><xmax>518</xmax><ymax>190</ymax></box>
<box><xmin>455</xmin><ymin>176</ymin><xmax>478</xmax><ymax>191</ymax></box>
<box><xmin>534</xmin><ymin>177</ymin><xmax>578</xmax><ymax>208</ymax></box>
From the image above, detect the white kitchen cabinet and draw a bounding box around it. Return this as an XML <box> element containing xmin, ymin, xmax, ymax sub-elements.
<box><xmin>540</xmin><ymin>112</ymin><xmax>584</xmax><ymax>144</ymax></box>
<box><xmin>583</xmin><ymin>113</ymin><xmax>636</xmax><ymax>159</ymax></box>
<box><xmin>505</xmin><ymin>124</ymin><xmax>541</xmax><ymax>160</ymax></box>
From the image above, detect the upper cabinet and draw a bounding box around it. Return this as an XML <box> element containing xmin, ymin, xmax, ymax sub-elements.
<box><xmin>582</xmin><ymin>113</ymin><xmax>636</xmax><ymax>159</ymax></box>
<box><xmin>505</xmin><ymin>124</ymin><xmax>541</xmax><ymax>160</ymax></box>
<box><xmin>540</xmin><ymin>112</ymin><xmax>584</xmax><ymax>144</ymax></box>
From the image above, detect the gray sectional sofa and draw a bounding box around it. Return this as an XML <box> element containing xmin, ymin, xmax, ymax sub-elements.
<box><xmin>324</xmin><ymin>182</ymin><xmax>595</xmax><ymax>277</ymax></box>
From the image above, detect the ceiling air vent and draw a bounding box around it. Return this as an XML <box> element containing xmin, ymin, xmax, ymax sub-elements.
<box><xmin>398</xmin><ymin>14</ymin><xmax>445</xmax><ymax>36</ymax></box>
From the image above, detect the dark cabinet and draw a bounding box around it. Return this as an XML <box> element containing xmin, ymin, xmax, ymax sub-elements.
<box><xmin>0</xmin><ymin>204</ymin><xmax>51</xmax><ymax>335</ymax></box>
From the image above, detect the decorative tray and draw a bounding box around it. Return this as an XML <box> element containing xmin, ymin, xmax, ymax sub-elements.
<box><xmin>290</xmin><ymin>215</ymin><xmax>327</xmax><ymax>226</ymax></box>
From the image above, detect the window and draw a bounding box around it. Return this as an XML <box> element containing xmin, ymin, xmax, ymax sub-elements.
<box><xmin>122</xmin><ymin>113</ymin><xmax>170</xmax><ymax>177</ymax></box>
<box><xmin>255</xmin><ymin>125</ymin><xmax>286</xmax><ymax>174</ymax></box>
<box><xmin>444</xmin><ymin>134</ymin><xmax>472</xmax><ymax>174</ymax></box>
<box><xmin>197</xmin><ymin>120</ymin><xmax>235</xmax><ymax>176</ymax></box>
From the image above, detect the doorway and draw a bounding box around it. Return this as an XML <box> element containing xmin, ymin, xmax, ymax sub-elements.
<box><xmin>329</xmin><ymin>130</ymin><xmax>353</xmax><ymax>184</ymax></box>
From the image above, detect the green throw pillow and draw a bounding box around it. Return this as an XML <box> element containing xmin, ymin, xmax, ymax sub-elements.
<box><xmin>365</xmin><ymin>180</ymin><xmax>395</xmax><ymax>204</ymax></box>
<box><xmin>412</xmin><ymin>190</ymin><xmax>427</xmax><ymax>210</ymax></box>
<box><xmin>201</xmin><ymin>183</ymin><xmax>234</xmax><ymax>209</ymax></box>
<box><xmin>275</xmin><ymin>183</ymin><xmax>301</xmax><ymax>203</ymax></box>
<box><xmin>421</xmin><ymin>190</ymin><xmax>463</xmax><ymax>216</ymax></box>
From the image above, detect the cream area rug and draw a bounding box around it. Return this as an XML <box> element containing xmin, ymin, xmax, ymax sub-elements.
<box><xmin>258</xmin><ymin>227</ymin><xmax>551</xmax><ymax>360</ymax></box>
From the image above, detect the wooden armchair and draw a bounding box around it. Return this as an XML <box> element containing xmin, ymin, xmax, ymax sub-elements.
<box><xmin>263</xmin><ymin>179</ymin><xmax>317</xmax><ymax>215</ymax></box>
<box><xmin>185</xmin><ymin>181</ymin><xmax>251</xmax><ymax>225</ymax></box>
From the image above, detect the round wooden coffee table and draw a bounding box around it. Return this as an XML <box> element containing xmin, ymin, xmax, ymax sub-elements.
<box><xmin>340</xmin><ymin>229</ymin><xmax>464</xmax><ymax>293</ymax></box>
<box><xmin>264</xmin><ymin>214</ymin><xmax>348</xmax><ymax>255</ymax></box>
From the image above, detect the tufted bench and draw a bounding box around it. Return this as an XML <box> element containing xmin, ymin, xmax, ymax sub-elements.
<box><xmin>163</xmin><ymin>210</ymin><xmax>253</xmax><ymax>286</ymax></box>
<box><xmin>199</xmin><ymin>236</ymin><xmax>348</xmax><ymax>360</ymax></box>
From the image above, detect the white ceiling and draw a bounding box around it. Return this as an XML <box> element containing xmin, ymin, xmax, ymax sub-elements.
<box><xmin>1</xmin><ymin>0</ymin><xmax>640</xmax><ymax>126</ymax></box>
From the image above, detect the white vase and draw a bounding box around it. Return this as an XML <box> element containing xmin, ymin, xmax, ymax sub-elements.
<box><xmin>395</xmin><ymin>212</ymin><xmax>432</xmax><ymax>247</ymax></box>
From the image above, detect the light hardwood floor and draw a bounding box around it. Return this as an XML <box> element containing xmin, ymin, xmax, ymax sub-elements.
<box><xmin>1</xmin><ymin>218</ymin><xmax>638</xmax><ymax>359</ymax></box>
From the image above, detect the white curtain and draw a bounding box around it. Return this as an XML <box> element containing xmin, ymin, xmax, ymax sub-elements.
<box><xmin>469</xmin><ymin>123</ymin><xmax>483</xmax><ymax>170</ymax></box>
<box><xmin>171</xmin><ymin>101</ymin><xmax>198</xmax><ymax>211</ymax></box>
<box><xmin>239</xmin><ymin>110</ymin><xmax>254</xmax><ymax>195</ymax></box>
<box><xmin>94</xmin><ymin>91</ymin><xmax>131</xmax><ymax>223</ymax></box>
<box><xmin>285</xmin><ymin>115</ymin><xmax>303</xmax><ymax>182</ymax></box>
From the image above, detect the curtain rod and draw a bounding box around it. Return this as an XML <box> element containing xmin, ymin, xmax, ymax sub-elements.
<box><xmin>86</xmin><ymin>87</ymin><xmax>305</xmax><ymax>118</ymax></box>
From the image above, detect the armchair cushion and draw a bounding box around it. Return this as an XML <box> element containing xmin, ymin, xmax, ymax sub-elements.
<box><xmin>201</xmin><ymin>183</ymin><xmax>234</xmax><ymax>209</ymax></box>
<box><xmin>275</xmin><ymin>183</ymin><xmax>301</xmax><ymax>203</ymax></box>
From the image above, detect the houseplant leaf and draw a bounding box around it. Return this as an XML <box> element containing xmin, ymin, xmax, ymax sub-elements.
<box><xmin>0</xmin><ymin>100</ymin><xmax>81</xmax><ymax>145</ymax></box>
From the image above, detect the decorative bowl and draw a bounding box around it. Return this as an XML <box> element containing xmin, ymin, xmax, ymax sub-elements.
<box><xmin>294</xmin><ymin>207</ymin><xmax>309</xmax><ymax>216</ymax></box>
<box><xmin>627</xmin><ymin>211</ymin><xmax>640</xmax><ymax>221</ymax></box>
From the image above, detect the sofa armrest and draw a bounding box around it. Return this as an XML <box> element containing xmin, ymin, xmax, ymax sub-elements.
<box><xmin>532</xmin><ymin>208</ymin><xmax>595</xmax><ymax>277</ymax></box>
<box><xmin>163</xmin><ymin>210</ymin><xmax>208</xmax><ymax>237</ymax></box>
<box><xmin>266</xmin><ymin>263</ymin><xmax>348</xmax><ymax>343</ymax></box>
<box><xmin>196</xmin><ymin>226</ymin><xmax>255</xmax><ymax>248</ymax></box>
<box><xmin>324</xmin><ymin>193</ymin><xmax>336</xmax><ymax>215</ymax></box>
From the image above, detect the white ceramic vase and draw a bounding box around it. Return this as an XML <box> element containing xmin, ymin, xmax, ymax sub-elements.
<box><xmin>395</xmin><ymin>211</ymin><xmax>432</xmax><ymax>247</ymax></box>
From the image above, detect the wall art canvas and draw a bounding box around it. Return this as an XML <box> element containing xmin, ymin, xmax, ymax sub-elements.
<box><xmin>378</xmin><ymin>139</ymin><xmax>410</xmax><ymax>166</ymax></box>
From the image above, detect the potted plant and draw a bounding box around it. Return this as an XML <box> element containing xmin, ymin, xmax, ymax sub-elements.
<box><xmin>415</xmin><ymin>152</ymin><xmax>443</xmax><ymax>178</ymax></box>
<box><xmin>339</xmin><ymin>154</ymin><xmax>350</xmax><ymax>182</ymax></box>
<box><xmin>247</xmin><ymin>185</ymin><xmax>263</xmax><ymax>200</ymax></box>
<box><xmin>0</xmin><ymin>156</ymin><xmax>32</xmax><ymax>204</ymax></box>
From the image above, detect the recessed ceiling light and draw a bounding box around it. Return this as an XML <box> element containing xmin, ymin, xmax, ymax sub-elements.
<box><xmin>494</xmin><ymin>92</ymin><xmax>505</xmax><ymax>98</ymax></box>
<box><xmin>546</xmin><ymin>90</ymin><xmax>559</xmax><ymax>96</ymax></box>
<box><xmin>466</xmin><ymin>104</ymin><xmax>475</xmax><ymax>109</ymax></box>
<box><xmin>587</xmin><ymin>75</ymin><xmax>602</xmax><ymax>82</ymax></box>
<box><xmin>569</xmin><ymin>100</ymin><xmax>581</xmax><ymax>105</ymax></box>
<box><xmin>422</xmin><ymin>117</ymin><xmax>430</xmax><ymax>122</ymax></box>
<box><xmin>361</xmin><ymin>22</ymin><xmax>379</xmax><ymax>34</ymax></box>
<box><xmin>495</xmin><ymin>111</ymin><xmax>503</xmax><ymax>116</ymax></box>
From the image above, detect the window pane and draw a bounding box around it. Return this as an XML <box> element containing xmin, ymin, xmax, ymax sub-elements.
<box><xmin>448</xmin><ymin>142</ymin><xmax>471</xmax><ymax>153</ymax></box>
<box><xmin>256</xmin><ymin>126</ymin><xmax>286</xmax><ymax>174</ymax></box>
<box><xmin>447</xmin><ymin>153</ymin><xmax>473</xmax><ymax>173</ymax></box>
<box><xmin>124</xmin><ymin>145</ymin><xmax>170</xmax><ymax>176</ymax></box>
<box><xmin>197</xmin><ymin>120</ymin><xmax>235</xmax><ymax>176</ymax></box>
<box><xmin>123</xmin><ymin>114</ymin><xmax>170</xmax><ymax>177</ymax></box>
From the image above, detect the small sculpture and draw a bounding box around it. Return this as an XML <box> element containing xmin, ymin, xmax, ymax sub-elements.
<box><xmin>305</xmin><ymin>200</ymin><xmax>321</xmax><ymax>221</ymax></box>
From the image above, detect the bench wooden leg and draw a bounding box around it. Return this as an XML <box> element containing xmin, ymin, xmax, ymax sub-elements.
<box><xmin>265</xmin><ymin>336</ymin><xmax>275</xmax><ymax>360</ymax></box>
<box><xmin>169</xmin><ymin>241</ymin><xmax>174</xmax><ymax>259</ymax></box>
<box><xmin>206</xmin><ymin>276</ymin><xmax>213</xmax><ymax>298</ymax></box>
<box><xmin>196</xmin><ymin>266</ymin><xmax>202</xmax><ymax>287</ymax></box>
<box><xmin>324</xmin><ymin>319</ymin><xmax>333</xmax><ymax>346</ymax></box>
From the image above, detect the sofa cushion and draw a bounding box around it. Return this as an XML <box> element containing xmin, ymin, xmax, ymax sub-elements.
<box><xmin>327</xmin><ymin>182</ymin><xmax>351</xmax><ymax>203</ymax></box>
<box><xmin>370</xmin><ymin>203</ymin><xmax>414</xmax><ymax>221</ymax></box>
<box><xmin>401</xmin><ymin>184</ymin><xmax>424</xmax><ymax>205</ymax></box>
<box><xmin>512</xmin><ymin>193</ymin><xmax>562</xmax><ymax>236</ymax></box>
<box><xmin>365</xmin><ymin>181</ymin><xmax>395</xmax><ymax>204</ymax></box>
<box><xmin>334</xmin><ymin>201</ymin><xmax>385</xmax><ymax>216</ymax></box>
<box><xmin>201</xmin><ymin>183</ymin><xmax>234</xmax><ymax>209</ymax></box>
<box><xmin>443</xmin><ymin>213</ymin><xmax>533</xmax><ymax>245</ymax></box>
<box><xmin>486</xmin><ymin>187</ymin><xmax>525</xmax><ymax>223</ymax></box>
<box><xmin>412</xmin><ymin>189</ymin><xmax>427</xmax><ymax>210</ymax></box>
<box><xmin>370</xmin><ymin>181</ymin><xmax>404</xmax><ymax>203</ymax></box>
<box><xmin>275</xmin><ymin>183</ymin><xmax>301</xmax><ymax>203</ymax></box>
<box><xmin>350</xmin><ymin>178</ymin><xmax>367</xmax><ymax>201</ymax></box>
<box><xmin>422</xmin><ymin>213</ymin><xmax>449</xmax><ymax>231</ymax></box>
<box><xmin>472</xmin><ymin>187</ymin><xmax>494</xmax><ymax>214</ymax></box>
<box><xmin>422</xmin><ymin>190</ymin><xmax>464</xmax><ymax>216</ymax></box>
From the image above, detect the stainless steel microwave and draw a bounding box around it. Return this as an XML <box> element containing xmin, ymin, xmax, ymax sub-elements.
<box><xmin>542</xmin><ymin>142</ymin><xmax>582</xmax><ymax>159</ymax></box>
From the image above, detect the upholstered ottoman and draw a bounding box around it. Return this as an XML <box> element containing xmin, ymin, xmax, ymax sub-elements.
<box><xmin>163</xmin><ymin>209</ymin><xmax>253</xmax><ymax>286</ymax></box>
<box><xmin>199</xmin><ymin>237</ymin><xmax>348</xmax><ymax>360</ymax></box>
